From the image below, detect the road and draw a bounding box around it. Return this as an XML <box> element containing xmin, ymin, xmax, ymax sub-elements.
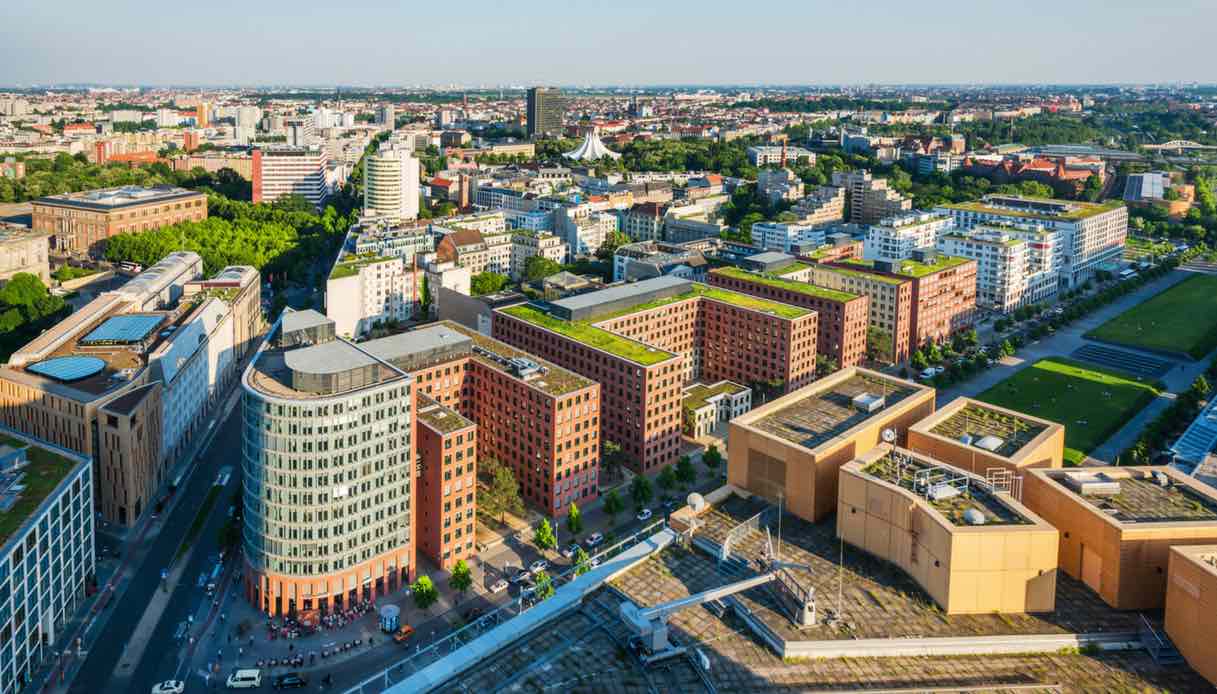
<box><xmin>68</xmin><ymin>396</ymin><xmax>243</xmax><ymax>693</ymax></box>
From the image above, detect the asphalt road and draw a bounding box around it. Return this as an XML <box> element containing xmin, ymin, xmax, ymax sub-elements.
<box><xmin>69</xmin><ymin>399</ymin><xmax>243</xmax><ymax>693</ymax></box>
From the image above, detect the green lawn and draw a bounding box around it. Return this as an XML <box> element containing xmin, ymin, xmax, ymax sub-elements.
<box><xmin>1085</xmin><ymin>274</ymin><xmax>1217</xmax><ymax>359</ymax></box>
<box><xmin>975</xmin><ymin>358</ymin><xmax>1161</xmax><ymax>465</ymax></box>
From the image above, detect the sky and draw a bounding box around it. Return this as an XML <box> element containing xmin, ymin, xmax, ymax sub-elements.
<box><xmin>1</xmin><ymin>0</ymin><xmax>1213</xmax><ymax>87</ymax></box>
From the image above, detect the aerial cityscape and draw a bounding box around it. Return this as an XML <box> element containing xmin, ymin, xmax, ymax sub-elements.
<box><xmin>2</xmin><ymin>2</ymin><xmax>1217</xmax><ymax>693</ymax></box>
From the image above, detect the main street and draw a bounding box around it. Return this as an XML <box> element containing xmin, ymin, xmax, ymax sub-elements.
<box><xmin>66</xmin><ymin>391</ymin><xmax>243</xmax><ymax>693</ymax></box>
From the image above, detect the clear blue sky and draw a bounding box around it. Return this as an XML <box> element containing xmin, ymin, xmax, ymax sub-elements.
<box><xmin>1</xmin><ymin>0</ymin><xmax>1212</xmax><ymax>86</ymax></box>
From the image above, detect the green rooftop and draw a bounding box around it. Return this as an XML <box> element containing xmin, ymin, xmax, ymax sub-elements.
<box><xmin>499</xmin><ymin>304</ymin><xmax>678</xmax><ymax>366</ymax></box>
<box><xmin>713</xmin><ymin>266</ymin><xmax>860</xmax><ymax>303</ymax></box>
<box><xmin>840</xmin><ymin>256</ymin><xmax>971</xmax><ymax>279</ymax></box>
<box><xmin>684</xmin><ymin>381</ymin><xmax>748</xmax><ymax>411</ymax></box>
<box><xmin>594</xmin><ymin>283</ymin><xmax>813</xmax><ymax>322</ymax></box>
<box><xmin>771</xmin><ymin>261</ymin><xmax>811</xmax><ymax>275</ymax></box>
<box><xmin>0</xmin><ymin>433</ymin><xmax>82</xmax><ymax>545</ymax></box>
<box><xmin>942</xmin><ymin>198</ymin><xmax>1125</xmax><ymax>223</ymax></box>
<box><xmin>329</xmin><ymin>252</ymin><xmax>396</xmax><ymax>280</ymax></box>
<box><xmin>825</xmin><ymin>261</ymin><xmax>906</xmax><ymax>286</ymax></box>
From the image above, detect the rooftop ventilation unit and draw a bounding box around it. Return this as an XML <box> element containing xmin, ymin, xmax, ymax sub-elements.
<box><xmin>1062</xmin><ymin>471</ymin><xmax>1121</xmax><ymax>497</ymax></box>
<box><xmin>962</xmin><ymin>508</ymin><xmax>986</xmax><ymax>526</ymax></box>
<box><xmin>852</xmin><ymin>392</ymin><xmax>885</xmax><ymax>414</ymax></box>
<box><xmin>929</xmin><ymin>482</ymin><xmax>961</xmax><ymax>501</ymax></box>
<box><xmin>974</xmin><ymin>435</ymin><xmax>1005</xmax><ymax>453</ymax></box>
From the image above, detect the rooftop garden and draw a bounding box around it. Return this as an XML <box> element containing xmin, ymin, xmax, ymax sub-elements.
<box><xmin>595</xmin><ymin>283</ymin><xmax>812</xmax><ymax>322</ymax></box>
<box><xmin>713</xmin><ymin>267</ymin><xmax>859</xmax><ymax>303</ymax></box>
<box><xmin>499</xmin><ymin>304</ymin><xmax>676</xmax><ymax>366</ymax></box>
<box><xmin>928</xmin><ymin>402</ymin><xmax>1049</xmax><ymax>458</ymax></box>
<box><xmin>329</xmin><ymin>252</ymin><xmax>396</xmax><ymax>280</ymax></box>
<box><xmin>943</xmin><ymin>198</ymin><xmax>1125</xmax><ymax>222</ymax></box>
<box><xmin>0</xmin><ymin>434</ymin><xmax>82</xmax><ymax>545</ymax></box>
<box><xmin>865</xmin><ymin>453</ymin><xmax>1030</xmax><ymax>526</ymax></box>
<box><xmin>683</xmin><ymin>381</ymin><xmax>748</xmax><ymax>411</ymax></box>
<box><xmin>829</xmin><ymin>261</ymin><xmax>907</xmax><ymax>285</ymax></box>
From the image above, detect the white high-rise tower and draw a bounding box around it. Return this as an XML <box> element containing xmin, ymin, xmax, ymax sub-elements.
<box><xmin>364</xmin><ymin>143</ymin><xmax>420</xmax><ymax>221</ymax></box>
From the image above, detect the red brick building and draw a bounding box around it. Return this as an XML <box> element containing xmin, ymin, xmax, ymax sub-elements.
<box><xmin>492</xmin><ymin>277</ymin><xmax>817</xmax><ymax>474</ymax></box>
<box><xmin>414</xmin><ymin>396</ymin><xmax>478</xmax><ymax>570</ymax></box>
<box><xmin>707</xmin><ymin>266</ymin><xmax>869</xmax><ymax>369</ymax></box>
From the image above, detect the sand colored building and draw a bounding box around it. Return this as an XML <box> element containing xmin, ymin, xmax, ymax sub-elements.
<box><xmin>1164</xmin><ymin>545</ymin><xmax>1217</xmax><ymax>686</ymax></box>
<box><xmin>907</xmin><ymin>397</ymin><xmax>1065</xmax><ymax>476</ymax></box>
<box><xmin>1023</xmin><ymin>466</ymin><xmax>1217</xmax><ymax>610</ymax></box>
<box><xmin>727</xmin><ymin>367</ymin><xmax>935</xmax><ymax>523</ymax></box>
<box><xmin>839</xmin><ymin>445</ymin><xmax>1058</xmax><ymax>614</ymax></box>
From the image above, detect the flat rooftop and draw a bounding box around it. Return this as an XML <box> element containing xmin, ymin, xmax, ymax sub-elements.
<box><xmin>926</xmin><ymin>400</ymin><xmax>1052</xmax><ymax>459</ymax></box>
<box><xmin>843</xmin><ymin>256</ymin><xmax>973</xmax><ymax>279</ymax></box>
<box><xmin>683</xmin><ymin>380</ymin><xmax>747</xmax><ymax>410</ymax></box>
<box><xmin>819</xmin><ymin>261</ymin><xmax>907</xmax><ymax>286</ymax></box>
<box><xmin>711</xmin><ymin>266</ymin><xmax>860</xmax><ymax>303</ymax></box>
<box><xmin>1045</xmin><ymin>468</ymin><xmax>1217</xmax><ymax>524</ymax></box>
<box><xmin>32</xmin><ymin>184</ymin><xmax>203</xmax><ymax>212</ymax></box>
<box><xmin>417</xmin><ymin>396</ymin><xmax>473</xmax><ymax>434</ymax></box>
<box><xmin>329</xmin><ymin>252</ymin><xmax>396</xmax><ymax>280</ymax></box>
<box><xmin>862</xmin><ymin>449</ymin><xmax>1032</xmax><ymax>526</ymax></box>
<box><xmin>943</xmin><ymin>196</ymin><xmax>1126</xmax><ymax>222</ymax></box>
<box><xmin>0</xmin><ymin>430</ymin><xmax>85</xmax><ymax>546</ymax></box>
<box><xmin>753</xmin><ymin>372</ymin><xmax>922</xmax><ymax>450</ymax></box>
<box><xmin>498</xmin><ymin>303</ymin><xmax>677</xmax><ymax>367</ymax></box>
<box><xmin>247</xmin><ymin>333</ymin><xmax>405</xmax><ymax>400</ymax></box>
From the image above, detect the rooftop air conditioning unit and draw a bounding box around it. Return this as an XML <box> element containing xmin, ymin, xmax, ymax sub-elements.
<box><xmin>852</xmin><ymin>392</ymin><xmax>885</xmax><ymax>414</ymax></box>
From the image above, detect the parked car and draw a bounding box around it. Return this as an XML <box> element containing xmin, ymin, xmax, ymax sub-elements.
<box><xmin>561</xmin><ymin>543</ymin><xmax>580</xmax><ymax>559</ymax></box>
<box><xmin>590</xmin><ymin>557</ymin><xmax>602</xmax><ymax>568</ymax></box>
<box><xmin>920</xmin><ymin>368</ymin><xmax>936</xmax><ymax>380</ymax></box>
<box><xmin>490</xmin><ymin>578</ymin><xmax>509</xmax><ymax>593</ymax></box>
<box><xmin>272</xmin><ymin>672</ymin><xmax>308</xmax><ymax>689</ymax></box>
<box><xmin>636</xmin><ymin>509</ymin><xmax>653</xmax><ymax>522</ymax></box>
<box><xmin>530</xmin><ymin>559</ymin><xmax>549</xmax><ymax>574</ymax></box>
<box><xmin>584</xmin><ymin>532</ymin><xmax>604</xmax><ymax>549</ymax></box>
<box><xmin>152</xmin><ymin>681</ymin><xmax>185</xmax><ymax>694</ymax></box>
<box><xmin>226</xmin><ymin>669</ymin><xmax>262</xmax><ymax>689</ymax></box>
<box><xmin>511</xmin><ymin>569</ymin><xmax>532</xmax><ymax>584</ymax></box>
<box><xmin>392</xmin><ymin>625</ymin><xmax>415</xmax><ymax>643</ymax></box>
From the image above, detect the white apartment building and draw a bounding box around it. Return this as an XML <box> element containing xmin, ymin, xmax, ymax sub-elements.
<box><xmin>353</xmin><ymin>219</ymin><xmax>434</xmax><ymax>263</ymax></box>
<box><xmin>792</xmin><ymin>185</ymin><xmax>846</xmax><ymax>226</ymax></box>
<box><xmin>938</xmin><ymin>195</ymin><xmax>1127</xmax><ymax>289</ymax></box>
<box><xmin>751</xmin><ymin>221</ymin><xmax>827</xmax><ymax>253</ymax></box>
<box><xmin>501</xmin><ymin>208</ymin><xmax>552</xmax><ymax>232</ymax></box>
<box><xmin>747</xmin><ymin>145</ymin><xmax>815</xmax><ymax>166</ymax></box>
<box><xmin>833</xmin><ymin>170</ymin><xmax>912</xmax><ymax>225</ymax></box>
<box><xmin>0</xmin><ymin>429</ymin><xmax>94</xmax><ymax>692</ymax></box>
<box><xmin>510</xmin><ymin>231</ymin><xmax>568</xmax><ymax>279</ymax></box>
<box><xmin>756</xmin><ymin>167</ymin><xmax>804</xmax><ymax>205</ymax></box>
<box><xmin>364</xmin><ymin>144</ymin><xmax>420</xmax><ymax>221</ymax></box>
<box><xmin>554</xmin><ymin>206</ymin><xmax>616</xmax><ymax>256</ymax></box>
<box><xmin>253</xmin><ymin>146</ymin><xmax>329</xmax><ymax>207</ymax></box>
<box><xmin>326</xmin><ymin>254</ymin><xmax>420</xmax><ymax>338</ymax></box>
<box><xmin>938</xmin><ymin>229</ymin><xmax>1029</xmax><ymax>313</ymax></box>
<box><xmin>424</xmin><ymin>261</ymin><xmax>472</xmax><ymax>317</ymax></box>
<box><xmin>865</xmin><ymin>212</ymin><xmax>955</xmax><ymax>262</ymax></box>
<box><xmin>439</xmin><ymin>211</ymin><xmax>508</xmax><ymax>237</ymax></box>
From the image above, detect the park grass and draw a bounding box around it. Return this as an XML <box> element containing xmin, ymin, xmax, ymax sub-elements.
<box><xmin>1084</xmin><ymin>274</ymin><xmax>1217</xmax><ymax>359</ymax></box>
<box><xmin>976</xmin><ymin>358</ymin><xmax>1161</xmax><ymax>466</ymax></box>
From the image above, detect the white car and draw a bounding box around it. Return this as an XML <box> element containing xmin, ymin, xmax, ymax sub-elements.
<box><xmin>561</xmin><ymin>543</ymin><xmax>580</xmax><ymax>559</ymax></box>
<box><xmin>590</xmin><ymin>557</ymin><xmax>602</xmax><ymax>568</ymax></box>
<box><xmin>152</xmin><ymin>682</ymin><xmax>185</xmax><ymax>694</ymax></box>
<box><xmin>510</xmin><ymin>569</ymin><xmax>532</xmax><ymax>584</ymax></box>
<box><xmin>530</xmin><ymin>559</ymin><xmax>549</xmax><ymax>574</ymax></box>
<box><xmin>636</xmin><ymin>509</ymin><xmax>653</xmax><ymax>522</ymax></box>
<box><xmin>920</xmin><ymin>368</ymin><xmax>936</xmax><ymax>380</ymax></box>
<box><xmin>489</xmin><ymin>578</ymin><xmax>509</xmax><ymax>593</ymax></box>
<box><xmin>584</xmin><ymin>532</ymin><xmax>604</xmax><ymax>549</ymax></box>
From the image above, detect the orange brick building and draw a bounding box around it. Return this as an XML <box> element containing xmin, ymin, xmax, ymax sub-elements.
<box><xmin>707</xmin><ymin>266</ymin><xmax>869</xmax><ymax>368</ymax></box>
<box><xmin>492</xmin><ymin>277</ymin><xmax>816</xmax><ymax>474</ymax></box>
<box><xmin>32</xmin><ymin>185</ymin><xmax>207</xmax><ymax>256</ymax></box>
<box><xmin>414</xmin><ymin>396</ymin><xmax>477</xmax><ymax>570</ymax></box>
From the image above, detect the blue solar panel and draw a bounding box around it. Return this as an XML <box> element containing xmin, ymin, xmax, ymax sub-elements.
<box><xmin>80</xmin><ymin>315</ymin><xmax>164</xmax><ymax>344</ymax></box>
<box><xmin>27</xmin><ymin>356</ymin><xmax>106</xmax><ymax>382</ymax></box>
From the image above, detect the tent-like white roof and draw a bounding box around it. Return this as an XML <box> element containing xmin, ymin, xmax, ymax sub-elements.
<box><xmin>564</xmin><ymin>129</ymin><xmax>621</xmax><ymax>161</ymax></box>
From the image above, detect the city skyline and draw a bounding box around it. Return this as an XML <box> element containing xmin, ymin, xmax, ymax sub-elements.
<box><xmin>2</xmin><ymin>0</ymin><xmax>1215</xmax><ymax>87</ymax></box>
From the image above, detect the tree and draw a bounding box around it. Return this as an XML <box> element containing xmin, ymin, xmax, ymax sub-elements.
<box><xmin>815</xmin><ymin>355</ymin><xmax>839</xmax><ymax>377</ymax></box>
<box><xmin>533</xmin><ymin>518</ymin><xmax>557</xmax><ymax>550</ymax></box>
<box><xmin>594</xmin><ymin>231</ymin><xmax>631</xmax><ymax>261</ymax></box>
<box><xmin>1000</xmin><ymin>339</ymin><xmax>1015</xmax><ymax>357</ymax></box>
<box><xmin>866</xmin><ymin>326</ymin><xmax>894</xmax><ymax>363</ymax></box>
<box><xmin>0</xmin><ymin>273</ymin><xmax>48</xmax><ymax>308</ymax></box>
<box><xmin>927</xmin><ymin>342</ymin><xmax>944</xmax><ymax>364</ymax></box>
<box><xmin>675</xmin><ymin>456</ymin><xmax>696</xmax><ymax>488</ymax></box>
<box><xmin>1191</xmin><ymin>375</ymin><xmax>1211</xmax><ymax>399</ymax></box>
<box><xmin>573</xmin><ymin>547</ymin><xmax>592</xmax><ymax>576</ymax></box>
<box><xmin>566</xmin><ymin>502</ymin><xmax>583</xmax><ymax>536</ymax></box>
<box><xmin>418</xmin><ymin>275</ymin><xmax>432</xmax><ymax>317</ymax></box>
<box><xmin>533</xmin><ymin>570</ymin><xmax>555</xmax><ymax>601</ymax></box>
<box><xmin>411</xmin><ymin>575</ymin><xmax>438</xmax><ymax>610</ymax></box>
<box><xmin>478</xmin><ymin>458</ymin><xmax>524</xmax><ymax>524</ymax></box>
<box><xmin>910</xmin><ymin>349</ymin><xmax>930</xmax><ymax>372</ymax></box>
<box><xmin>602</xmin><ymin>489</ymin><xmax>625</xmax><ymax>525</ymax></box>
<box><xmin>656</xmin><ymin>465</ymin><xmax>677</xmax><ymax>495</ymax></box>
<box><xmin>601</xmin><ymin>440</ymin><xmax>626</xmax><ymax>480</ymax></box>
<box><xmin>470</xmin><ymin>271</ymin><xmax>510</xmax><ymax>296</ymax></box>
<box><xmin>630</xmin><ymin>474</ymin><xmax>653</xmax><ymax>510</ymax></box>
<box><xmin>449</xmin><ymin>559</ymin><xmax>473</xmax><ymax>600</ymax></box>
<box><xmin>523</xmin><ymin>255</ymin><xmax>562</xmax><ymax>282</ymax></box>
<box><xmin>702</xmin><ymin>445</ymin><xmax>723</xmax><ymax>469</ymax></box>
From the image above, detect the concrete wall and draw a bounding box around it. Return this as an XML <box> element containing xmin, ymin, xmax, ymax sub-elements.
<box><xmin>907</xmin><ymin>398</ymin><xmax>1065</xmax><ymax>476</ymax></box>
<box><xmin>1165</xmin><ymin>545</ymin><xmax>1217</xmax><ymax>687</ymax></box>
<box><xmin>838</xmin><ymin>450</ymin><xmax>1058</xmax><ymax>614</ymax></box>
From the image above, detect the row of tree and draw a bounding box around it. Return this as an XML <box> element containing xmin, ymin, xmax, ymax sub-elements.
<box><xmin>0</xmin><ymin>274</ymin><xmax>70</xmax><ymax>361</ymax></box>
<box><xmin>0</xmin><ymin>152</ymin><xmax>252</xmax><ymax>203</ymax></box>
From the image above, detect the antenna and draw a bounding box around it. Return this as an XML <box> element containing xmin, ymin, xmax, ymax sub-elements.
<box><xmin>881</xmin><ymin>427</ymin><xmax>896</xmax><ymax>444</ymax></box>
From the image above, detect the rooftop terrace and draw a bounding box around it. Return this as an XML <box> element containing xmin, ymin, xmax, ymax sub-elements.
<box><xmin>863</xmin><ymin>449</ymin><xmax>1031</xmax><ymax>526</ymax></box>
<box><xmin>0</xmin><ymin>431</ymin><xmax>83</xmax><ymax>546</ymax></box>
<box><xmin>329</xmin><ymin>251</ymin><xmax>396</xmax><ymax>280</ymax></box>
<box><xmin>927</xmin><ymin>402</ymin><xmax>1050</xmax><ymax>458</ymax></box>
<box><xmin>1050</xmin><ymin>469</ymin><xmax>1217</xmax><ymax>524</ymax></box>
<box><xmin>712</xmin><ymin>266</ymin><xmax>860</xmax><ymax>303</ymax></box>
<box><xmin>753</xmin><ymin>372</ymin><xmax>920</xmax><ymax>450</ymax></box>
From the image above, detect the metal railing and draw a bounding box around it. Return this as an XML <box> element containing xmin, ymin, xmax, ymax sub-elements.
<box><xmin>721</xmin><ymin>506</ymin><xmax>773</xmax><ymax>562</ymax></box>
<box><xmin>345</xmin><ymin>519</ymin><xmax>668</xmax><ymax>693</ymax></box>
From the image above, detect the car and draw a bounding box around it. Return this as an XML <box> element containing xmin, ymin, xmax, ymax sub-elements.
<box><xmin>932</xmin><ymin>366</ymin><xmax>946</xmax><ymax>376</ymax></box>
<box><xmin>490</xmin><ymin>578</ymin><xmax>509</xmax><ymax>593</ymax></box>
<box><xmin>920</xmin><ymin>368</ymin><xmax>936</xmax><ymax>380</ymax></box>
<box><xmin>590</xmin><ymin>557</ymin><xmax>601</xmax><ymax>568</ymax></box>
<box><xmin>561</xmin><ymin>542</ymin><xmax>580</xmax><ymax>559</ymax></box>
<box><xmin>272</xmin><ymin>672</ymin><xmax>308</xmax><ymax>689</ymax></box>
<box><xmin>636</xmin><ymin>509</ymin><xmax>653</xmax><ymax>522</ymax></box>
<box><xmin>511</xmin><ymin>569</ymin><xmax>532</xmax><ymax>584</ymax></box>
<box><xmin>151</xmin><ymin>681</ymin><xmax>185</xmax><ymax>694</ymax></box>
<box><xmin>530</xmin><ymin>559</ymin><xmax>549</xmax><ymax>574</ymax></box>
<box><xmin>226</xmin><ymin>669</ymin><xmax>262</xmax><ymax>689</ymax></box>
<box><xmin>392</xmin><ymin>625</ymin><xmax>415</xmax><ymax>643</ymax></box>
<box><xmin>584</xmin><ymin>532</ymin><xmax>604</xmax><ymax>549</ymax></box>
